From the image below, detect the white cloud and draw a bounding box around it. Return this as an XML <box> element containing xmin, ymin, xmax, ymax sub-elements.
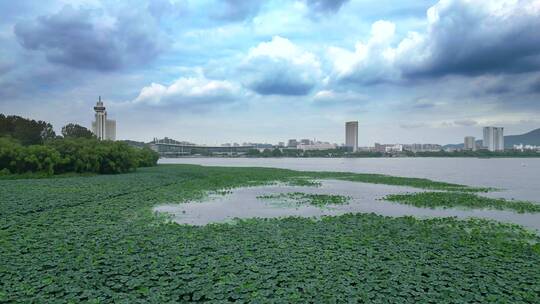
<box><xmin>313</xmin><ymin>89</ymin><xmax>369</xmax><ymax>104</ymax></box>
<box><xmin>241</xmin><ymin>36</ymin><xmax>322</xmax><ymax>95</ymax></box>
<box><xmin>133</xmin><ymin>75</ymin><xmax>241</xmax><ymax>106</ymax></box>
<box><xmin>327</xmin><ymin>20</ymin><xmax>399</xmax><ymax>84</ymax></box>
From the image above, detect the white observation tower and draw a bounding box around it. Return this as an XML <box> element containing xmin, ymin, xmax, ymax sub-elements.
<box><xmin>92</xmin><ymin>96</ymin><xmax>116</xmax><ymax>140</ymax></box>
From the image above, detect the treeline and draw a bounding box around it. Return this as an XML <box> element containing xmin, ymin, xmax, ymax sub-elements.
<box><xmin>0</xmin><ymin>114</ymin><xmax>56</xmax><ymax>145</ymax></box>
<box><xmin>0</xmin><ymin>114</ymin><xmax>159</xmax><ymax>175</ymax></box>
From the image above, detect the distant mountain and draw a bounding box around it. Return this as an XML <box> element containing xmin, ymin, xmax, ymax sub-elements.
<box><xmin>443</xmin><ymin>128</ymin><xmax>540</xmax><ymax>149</ymax></box>
<box><xmin>504</xmin><ymin>128</ymin><xmax>540</xmax><ymax>147</ymax></box>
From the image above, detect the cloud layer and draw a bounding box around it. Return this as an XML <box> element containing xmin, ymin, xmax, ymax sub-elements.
<box><xmin>14</xmin><ymin>5</ymin><xmax>165</xmax><ymax>71</ymax></box>
<box><xmin>328</xmin><ymin>0</ymin><xmax>540</xmax><ymax>85</ymax></box>
<box><xmin>2</xmin><ymin>0</ymin><xmax>540</xmax><ymax>143</ymax></box>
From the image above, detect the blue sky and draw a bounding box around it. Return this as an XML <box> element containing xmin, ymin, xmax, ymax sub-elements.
<box><xmin>1</xmin><ymin>0</ymin><xmax>540</xmax><ymax>145</ymax></box>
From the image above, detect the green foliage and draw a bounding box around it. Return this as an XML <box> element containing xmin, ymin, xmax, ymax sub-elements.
<box><xmin>385</xmin><ymin>191</ymin><xmax>540</xmax><ymax>213</ymax></box>
<box><xmin>137</xmin><ymin>147</ymin><xmax>160</xmax><ymax>167</ymax></box>
<box><xmin>0</xmin><ymin>165</ymin><xmax>538</xmax><ymax>303</ymax></box>
<box><xmin>258</xmin><ymin>192</ymin><xmax>350</xmax><ymax>207</ymax></box>
<box><xmin>0</xmin><ymin>114</ymin><xmax>56</xmax><ymax>145</ymax></box>
<box><xmin>0</xmin><ymin>138</ymin><xmax>60</xmax><ymax>175</ymax></box>
<box><xmin>286</xmin><ymin>178</ymin><xmax>322</xmax><ymax>187</ymax></box>
<box><xmin>61</xmin><ymin>123</ymin><xmax>95</xmax><ymax>139</ymax></box>
<box><xmin>0</xmin><ymin>138</ymin><xmax>159</xmax><ymax>176</ymax></box>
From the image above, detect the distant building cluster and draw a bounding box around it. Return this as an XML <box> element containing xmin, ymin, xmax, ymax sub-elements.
<box><xmin>85</xmin><ymin>99</ymin><xmax>540</xmax><ymax>156</ymax></box>
<box><xmin>513</xmin><ymin>144</ymin><xmax>540</xmax><ymax>151</ymax></box>
<box><xmin>133</xmin><ymin>113</ymin><xmax>538</xmax><ymax>157</ymax></box>
<box><xmin>462</xmin><ymin>126</ymin><xmax>504</xmax><ymax>152</ymax></box>
<box><xmin>373</xmin><ymin>143</ymin><xmax>442</xmax><ymax>153</ymax></box>
<box><xmin>92</xmin><ymin>97</ymin><xmax>116</xmax><ymax>141</ymax></box>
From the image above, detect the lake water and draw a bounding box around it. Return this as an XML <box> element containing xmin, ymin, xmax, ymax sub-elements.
<box><xmin>154</xmin><ymin>180</ymin><xmax>540</xmax><ymax>231</ymax></box>
<box><xmin>160</xmin><ymin>157</ymin><xmax>540</xmax><ymax>201</ymax></box>
<box><xmin>156</xmin><ymin>158</ymin><xmax>540</xmax><ymax>231</ymax></box>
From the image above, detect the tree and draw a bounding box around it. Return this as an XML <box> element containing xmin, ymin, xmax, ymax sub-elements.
<box><xmin>0</xmin><ymin>114</ymin><xmax>56</xmax><ymax>145</ymax></box>
<box><xmin>61</xmin><ymin>123</ymin><xmax>95</xmax><ymax>139</ymax></box>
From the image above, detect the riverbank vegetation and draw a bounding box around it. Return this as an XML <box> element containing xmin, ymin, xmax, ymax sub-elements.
<box><xmin>385</xmin><ymin>191</ymin><xmax>540</xmax><ymax>213</ymax></box>
<box><xmin>0</xmin><ymin>114</ymin><xmax>159</xmax><ymax>175</ymax></box>
<box><xmin>1</xmin><ymin>165</ymin><xmax>538</xmax><ymax>303</ymax></box>
<box><xmin>0</xmin><ymin>137</ymin><xmax>158</xmax><ymax>175</ymax></box>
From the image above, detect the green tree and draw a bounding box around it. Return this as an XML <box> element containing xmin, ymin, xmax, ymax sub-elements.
<box><xmin>0</xmin><ymin>114</ymin><xmax>56</xmax><ymax>145</ymax></box>
<box><xmin>61</xmin><ymin>123</ymin><xmax>95</xmax><ymax>139</ymax></box>
<box><xmin>271</xmin><ymin>148</ymin><xmax>283</xmax><ymax>157</ymax></box>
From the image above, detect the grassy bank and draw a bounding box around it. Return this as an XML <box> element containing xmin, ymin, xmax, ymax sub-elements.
<box><xmin>1</xmin><ymin>164</ymin><xmax>539</xmax><ymax>303</ymax></box>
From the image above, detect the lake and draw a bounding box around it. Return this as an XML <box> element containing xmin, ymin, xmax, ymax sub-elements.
<box><xmin>156</xmin><ymin>158</ymin><xmax>540</xmax><ymax>231</ymax></box>
<box><xmin>154</xmin><ymin>179</ymin><xmax>540</xmax><ymax>231</ymax></box>
<box><xmin>160</xmin><ymin>157</ymin><xmax>540</xmax><ymax>201</ymax></box>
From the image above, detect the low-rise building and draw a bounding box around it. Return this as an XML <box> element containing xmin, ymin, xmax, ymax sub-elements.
<box><xmin>297</xmin><ymin>142</ymin><xmax>336</xmax><ymax>151</ymax></box>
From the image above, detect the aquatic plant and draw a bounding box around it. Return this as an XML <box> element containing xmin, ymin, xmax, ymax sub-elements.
<box><xmin>302</xmin><ymin>171</ymin><xmax>491</xmax><ymax>192</ymax></box>
<box><xmin>1</xmin><ymin>164</ymin><xmax>538</xmax><ymax>302</ymax></box>
<box><xmin>258</xmin><ymin>192</ymin><xmax>350</xmax><ymax>207</ymax></box>
<box><xmin>384</xmin><ymin>192</ymin><xmax>540</xmax><ymax>213</ymax></box>
<box><xmin>285</xmin><ymin>178</ymin><xmax>322</xmax><ymax>187</ymax></box>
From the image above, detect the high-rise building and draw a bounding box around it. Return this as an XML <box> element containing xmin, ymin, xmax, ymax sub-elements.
<box><xmin>287</xmin><ymin>139</ymin><xmax>298</xmax><ymax>148</ymax></box>
<box><xmin>464</xmin><ymin>136</ymin><xmax>476</xmax><ymax>151</ymax></box>
<box><xmin>483</xmin><ymin>127</ymin><xmax>504</xmax><ymax>151</ymax></box>
<box><xmin>92</xmin><ymin>97</ymin><xmax>116</xmax><ymax>140</ymax></box>
<box><xmin>300</xmin><ymin>139</ymin><xmax>312</xmax><ymax>145</ymax></box>
<box><xmin>345</xmin><ymin>121</ymin><xmax>358</xmax><ymax>152</ymax></box>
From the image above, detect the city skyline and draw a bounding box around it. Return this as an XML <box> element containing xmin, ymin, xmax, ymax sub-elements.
<box><xmin>1</xmin><ymin>0</ymin><xmax>540</xmax><ymax>145</ymax></box>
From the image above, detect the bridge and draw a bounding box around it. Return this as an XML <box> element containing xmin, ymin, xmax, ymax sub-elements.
<box><xmin>149</xmin><ymin>138</ymin><xmax>256</xmax><ymax>157</ymax></box>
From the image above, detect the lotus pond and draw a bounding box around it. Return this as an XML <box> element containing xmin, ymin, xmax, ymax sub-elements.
<box><xmin>1</xmin><ymin>164</ymin><xmax>539</xmax><ymax>303</ymax></box>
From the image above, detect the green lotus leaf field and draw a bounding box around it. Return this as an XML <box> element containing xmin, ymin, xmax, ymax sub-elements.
<box><xmin>1</xmin><ymin>165</ymin><xmax>538</xmax><ymax>303</ymax></box>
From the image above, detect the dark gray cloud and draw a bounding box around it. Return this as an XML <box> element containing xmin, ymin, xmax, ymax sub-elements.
<box><xmin>244</xmin><ymin>58</ymin><xmax>317</xmax><ymax>96</ymax></box>
<box><xmin>398</xmin><ymin>0</ymin><xmax>540</xmax><ymax>78</ymax></box>
<box><xmin>306</xmin><ymin>0</ymin><xmax>350</xmax><ymax>13</ymax></box>
<box><xmin>248</xmin><ymin>68</ymin><xmax>315</xmax><ymax>96</ymax></box>
<box><xmin>14</xmin><ymin>6</ymin><xmax>165</xmax><ymax>71</ymax></box>
<box><xmin>530</xmin><ymin>78</ymin><xmax>540</xmax><ymax>93</ymax></box>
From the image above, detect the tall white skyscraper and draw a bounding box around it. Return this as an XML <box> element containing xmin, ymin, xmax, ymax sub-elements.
<box><xmin>483</xmin><ymin>127</ymin><xmax>504</xmax><ymax>151</ymax></box>
<box><xmin>345</xmin><ymin>121</ymin><xmax>358</xmax><ymax>152</ymax></box>
<box><xmin>92</xmin><ymin>97</ymin><xmax>116</xmax><ymax>140</ymax></box>
<box><xmin>464</xmin><ymin>136</ymin><xmax>476</xmax><ymax>151</ymax></box>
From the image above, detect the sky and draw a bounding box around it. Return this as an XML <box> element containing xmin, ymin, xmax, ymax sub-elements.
<box><xmin>1</xmin><ymin>0</ymin><xmax>540</xmax><ymax>145</ymax></box>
